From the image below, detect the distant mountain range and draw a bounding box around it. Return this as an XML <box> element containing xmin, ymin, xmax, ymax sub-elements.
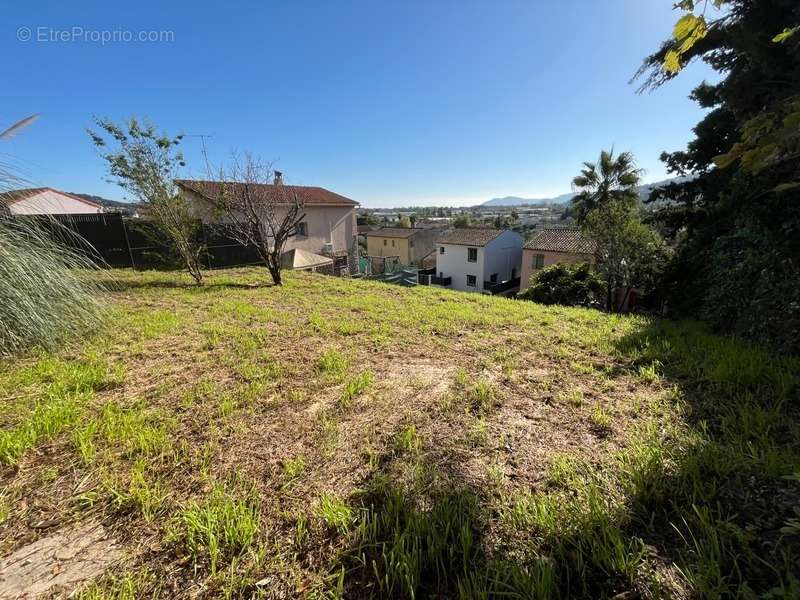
<box><xmin>70</xmin><ymin>193</ymin><xmax>139</xmax><ymax>214</ymax></box>
<box><xmin>482</xmin><ymin>177</ymin><xmax>684</xmax><ymax>207</ymax></box>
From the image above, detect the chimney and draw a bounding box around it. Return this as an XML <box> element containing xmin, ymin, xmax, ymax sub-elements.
<box><xmin>274</xmin><ymin>171</ymin><xmax>284</xmax><ymax>185</ymax></box>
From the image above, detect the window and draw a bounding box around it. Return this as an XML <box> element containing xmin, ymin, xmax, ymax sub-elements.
<box><xmin>296</xmin><ymin>222</ymin><xmax>308</xmax><ymax>237</ymax></box>
<box><xmin>534</xmin><ymin>253</ymin><xmax>545</xmax><ymax>269</ymax></box>
<box><xmin>467</xmin><ymin>247</ymin><xmax>478</xmax><ymax>262</ymax></box>
<box><xmin>490</xmin><ymin>273</ymin><xmax>498</xmax><ymax>283</ymax></box>
<box><xmin>383</xmin><ymin>239</ymin><xmax>387</xmax><ymax>246</ymax></box>
<box><xmin>391</xmin><ymin>239</ymin><xmax>395</xmax><ymax>247</ymax></box>
<box><xmin>439</xmin><ymin>246</ymin><xmax>445</xmax><ymax>254</ymax></box>
<box><xmin>409</xmin><ymin>240</ymin><xmax>414</xmax><ymax>248</ymax></box>
<box><xmin>466</xmin><ymin>274</ymin><xmax>477</xmax><ymax>287</ymax></box>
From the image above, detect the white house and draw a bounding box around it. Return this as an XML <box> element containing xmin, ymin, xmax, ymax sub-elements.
<box><xmin>0</xmin><ymin>188</ymin><xmax>103</xmax><ymax>215</ymax></box>
<box><xmin>433</xmin><ymin>228</ymin><xmax>523</xmax><ymax>294</ymax></box>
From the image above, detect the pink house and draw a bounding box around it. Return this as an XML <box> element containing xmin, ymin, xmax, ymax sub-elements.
<box><xmin>1</xmin><ymin>188</ymin><xmax>103</xmax><ymax>215</ymax></box>
<box><xmin>520</xmin><ymin>227</ymin><xmax>596</xmax><ymax>289</ymax></box>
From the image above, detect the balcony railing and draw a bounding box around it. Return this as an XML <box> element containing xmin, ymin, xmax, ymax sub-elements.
<box><xmin>417</xmin><ymin>268</ymin><xmax>451</xmax><ymax>287</ymax></box>
<box><xmin>483</xmin><ymin>277</ymin><xmax>520</xmax><ymax>295</ymax></box>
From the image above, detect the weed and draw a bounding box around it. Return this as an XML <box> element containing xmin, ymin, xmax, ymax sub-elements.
<box><xmin>317</xmin><ymin>493</ymin><xmax>354</xmax><ymax>534</ymax></box>
<box><xmin>0</xmin><ymin>394</ymin><xmax>81</xmax><ymax>464</ymax></box>
<box><xmin>316</xmin><ymin>348</ymin><xmax>349</xmax><ymax>381</ymax></box>
<box><xmin>590</xmin><ymin>405</ymin><xmax>612</xmax><ymax>432</ymax></box>
<box><xmin>466</xmin><ymin>418</ymin><xmax>491</xmax><ymax>448</ymax></box>
<box><xmin>281</xmin><ymin>455</ymin><xmax>306</xmax><ymax>489</ymax></box>
<box><xmin>559</xmin><ymin>387</ymin><xmax>584</xmax><ymax>407</ymax></box>
<box><xmin>339</xmin><ymin>371</ymin><xmax>373</xmax><ymax>409</ymax></box>
<box><xmin>638</xmin><ymin>361</ymin><xmax>662</xmax><ymax>384</ymax></box>
<box><xmin>76</xmin><ymin>570</ymin><xmax>148</xmax><ymax>600</ymax></box>
<box><xmin>467</xmin><ymin>380</ymin><xmax>496</xmax><ymax>414</ymax></box>
<box><xmin>395</xmin><ymin>423</ymin><xmax>421</xmax><ymax>453</ymax></box>
<box><xmin>174</xmin><ymin>485</ymin><xmax>259</xmax><ymax>574</ymax></box>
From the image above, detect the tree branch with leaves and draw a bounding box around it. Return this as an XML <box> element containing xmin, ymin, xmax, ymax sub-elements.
<box><xmin>88</xmin><ymin>117</ymin><xmax>205</xmax><ymax>285</ymax></box>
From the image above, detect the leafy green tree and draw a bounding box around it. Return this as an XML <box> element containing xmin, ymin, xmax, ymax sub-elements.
<box><xmin>452</xmin><ymin>214</ymin><xmax>472</xmax><ymax>228</ymax></box>
<box><xmin>571</xmin><ymin>149</ymin><xmax>643</xmax><ymax>224</ymax></box>
<box><xmin>635</xmin><ymin>0</ymin><xmax>800</xmax><ymax>352</ymax></box>
<box><xmin>518</xmin><ymin>262</ymin><xmax>603</xmax><ymax>307</ymax></box>
<box><xmin>397</xmin><ymin>216</ymin><xmax>412</xmax><ymax>228</ymax></box>
<box><xmin>583</xmin><ymin>201</ymin><xmax>667</xmax><ymax>312</ymax></box>
<box><xmin>88</xmin><ymin>117</ymin><xmax>205</xmax><ymax>285</ymax></box>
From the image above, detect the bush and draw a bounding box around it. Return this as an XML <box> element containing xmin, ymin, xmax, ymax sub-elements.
<box><xmin>0</xmin><ymin>216</ymin><xmax>106</xmax><ymax>356</ymax></box>
<box><xmin>519</xmin><ymin>262</ymin><xmax>603</xmax><ymax>306</ymax></box>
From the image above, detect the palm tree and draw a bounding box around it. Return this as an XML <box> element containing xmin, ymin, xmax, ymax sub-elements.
<box><xmin>571</xmin><ymin>149</ymin><xmax>643</xmax><ymax>224</ymax></box>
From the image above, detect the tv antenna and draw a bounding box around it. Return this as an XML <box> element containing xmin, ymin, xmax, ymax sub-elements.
<box><xmin>185</xmin><ymin>133</ymin><xmax>214</xmax><ymax>175</ymax></box>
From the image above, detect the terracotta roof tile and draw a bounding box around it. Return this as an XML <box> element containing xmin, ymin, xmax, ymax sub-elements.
<box><xmin>175</xmin><ymin>179</ymin><xmax>359</xmax><ymax>207</ymax></box>
<box><xmin>364</xmin><ymin>227</ymin><xmax>419</xmax><ymax>239</ymax></box>
<box><xmin>435</xmin><ymin>228</ymin><xmax>505</xmax><ymax>246</ymax></box>
<box><xmin>524</xmin><ymin>228</ymin><xmax>596</xmax><ymax>254</ymax></box>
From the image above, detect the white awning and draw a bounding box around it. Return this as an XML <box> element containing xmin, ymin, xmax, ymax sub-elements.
<box><xmin>280</xmin><ymin>248</ymin><xmax>334</xmax><ymax>270</ymax></box>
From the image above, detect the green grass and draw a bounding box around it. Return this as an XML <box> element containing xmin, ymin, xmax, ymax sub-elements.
<box><xmin>173</xmin><ymin>484</ymin><xmax>259</xmax><ymax>574</ymax></box>
<box><xmin>1</xmin><ymin>268</ymin><xmax>798</xmax><ymax>599</ymax></box>
<box><xmin>317</xmin><ymin>493</ymin><xmax>354</xmax><ymax>534</ymax></box>
<box><xmin>316</xmin><ymin>348</ymin><xmax>349</xmax><ymax>381</ymax></box>
<box><xmin>339</xmin><ymin>370</ymin><xmax>373</xmax><ymax>408</ymax></box>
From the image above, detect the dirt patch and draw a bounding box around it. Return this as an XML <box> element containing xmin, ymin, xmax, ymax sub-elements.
<box><xmin>0</xmin><ymin>521</ymin><xmax>122</xmax><ymax>599</ymax></box>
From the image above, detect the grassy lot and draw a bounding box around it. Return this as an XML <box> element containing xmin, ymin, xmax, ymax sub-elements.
<box><xmin>1</xmin><ymin>268</ymin><xmax>799</xmax><ymax>599</ymax></box>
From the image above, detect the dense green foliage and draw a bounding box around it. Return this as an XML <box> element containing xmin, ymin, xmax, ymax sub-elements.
<box><xmin>571</xmin><ymin>149</ymin><xmax>667</xmax><ymax>311</ymax></box>
<box><xmin>452</xmin><ymin>213</ymin><xmax>473</xmax><ymax>228</ymax></box>
<box><xmin>584</xmin><ymin>202</ymin><xmax>667</xmax><ymax>312</ymax></box>
<box><xmin>636</xmin><ymin>0</ymin><xmax>800</xmax><ymax>352</ymax></box>
<box><xmin>519</xmin><ymin>262</ymin><xmax>603</xmax><ymax>307</ymax></box>
<box><xmin>0</xmin><ymin>217</ymin><xmax>105</xmax><ymax>357</ymax></box>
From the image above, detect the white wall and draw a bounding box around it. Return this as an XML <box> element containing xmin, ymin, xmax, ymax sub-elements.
<box><xmin>9</xmin><ymin>190</ymin><xmax>102</xmax><ymax>215</ymax></box>
<box><xmin>484</xmin><ymin>230</ymin><xmax>523</xmax><ymax>282</ymax></box>
<box><xmin>434</xmin><ymin>230</ymin><xmax>523</xmax><ymax>293</ymax></box>
<box><xmin>435</xmin><ymin>243</ymin><xmax>483</xmax><ymax>292</ymax></box>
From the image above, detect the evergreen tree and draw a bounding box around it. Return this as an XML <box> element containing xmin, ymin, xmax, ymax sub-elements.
<box><xmin>636</xmin><ymin>0</ymin><xmax>800</xmax><ymax>352</ymax></box>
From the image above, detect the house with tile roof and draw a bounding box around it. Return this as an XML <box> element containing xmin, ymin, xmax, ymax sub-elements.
<box><xmin>520</xmin><ymin>227</ymin><xmax>596</xmax><ymax>289</ymax></box>
<box><xmin>176</xmin><ymin>178</ymin><xmax>359</xmax><ymax>269</ymax></box>
<box><xmin>430</xmin><ymin>228</ymin><xmax>523</xmax><ymax>294</ymax></box>
<box><xmin>364</xmin><ymin>227</ymin><xmax>438</xmax><ymax>267</ymax></box>
<box><xmin>0</xmin><ymin>188</ymin><xmax>103</xmax><ymax>215</ymax></box>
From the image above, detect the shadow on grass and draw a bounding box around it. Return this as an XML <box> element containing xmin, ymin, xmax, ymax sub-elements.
<box><xmin>336</xmin><ymin>449</ymin><xmax>559</xmax><ymax>599</ymax></box>
<box><xmin>328</xmin><ymin>319</ymin><xmax>800</xmax><ymax>599</ymax></box>
<box><xmin>609</xmin><ymin>318</ymin><xmax>800</xmax><ymax>597</ymax></box>
<box><xmin>106</xmin><ymin>277</ymin><xmax>274</xmax><ymax>292</ymax></box>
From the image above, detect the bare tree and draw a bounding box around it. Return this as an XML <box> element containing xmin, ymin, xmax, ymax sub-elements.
<box><xmin>88</xmin><ymin>117</ymin><xmax>205</xmax><ymax>285</ymax></box>
<box><xmin>202</xmin><ymin>154</ymin><xmax>305</xmax><ymax>285</ymax></box>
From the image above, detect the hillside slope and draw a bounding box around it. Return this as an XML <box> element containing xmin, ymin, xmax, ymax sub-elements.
<box><xmin>0</xmin><ymin>268</ymin><xmax>797</xmax><ymax>598</ymax></box>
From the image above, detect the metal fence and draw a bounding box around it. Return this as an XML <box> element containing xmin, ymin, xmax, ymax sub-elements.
<box><xmin>10</xmin><ymin>213</ymin><xmax>266</xmax><ymax>270</ymax></box>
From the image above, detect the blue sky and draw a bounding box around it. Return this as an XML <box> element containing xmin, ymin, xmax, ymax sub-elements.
<box><xmin>2</xmin><ymin>1</ymin><xmax>715</xmax><ymax>208</ymax></box>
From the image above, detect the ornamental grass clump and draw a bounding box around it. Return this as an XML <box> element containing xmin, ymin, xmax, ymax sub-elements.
<box><xmin>0</xmin><ymin>216</ymin><xmax>106</xmax><ymax>356</ymax></box>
